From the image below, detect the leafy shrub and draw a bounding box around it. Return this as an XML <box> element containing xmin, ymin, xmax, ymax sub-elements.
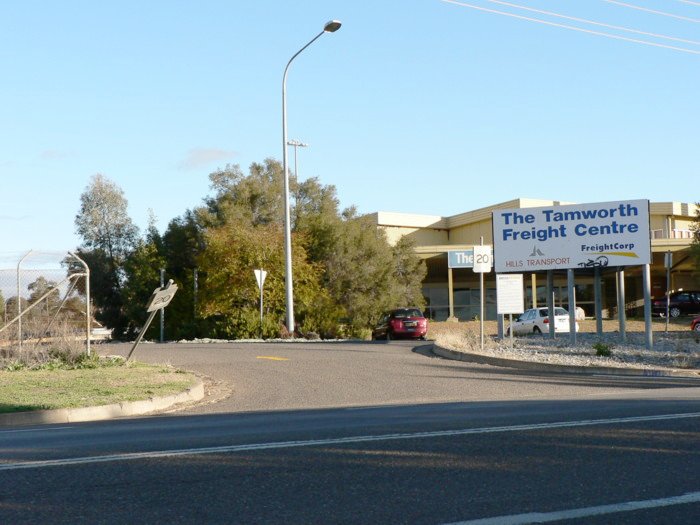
<box><xmin>208</xmin><ymin>308</ymin><xmax>282</xmax><ymax>339</ymax></box>
<box><xmin>593</xmin><ymin>342</ymin><xmax>613</xmax><ymax>357</ymax></box>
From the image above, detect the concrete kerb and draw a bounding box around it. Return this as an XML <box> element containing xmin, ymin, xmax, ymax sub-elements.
<box><xmin>431</xmin><ymin>344</ymin><xmax>700</xmax><ymax>378</ymax></box>
<box><xmin>0</xmin><ymin>379</ymin><xmax>204</xmax><ymax>427</ymax></box>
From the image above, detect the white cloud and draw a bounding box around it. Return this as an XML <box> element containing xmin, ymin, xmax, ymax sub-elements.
<box><xmin>40</xmin><ymin>150</ymin><xmax>71</xmax><ymax>160</ymax></box>
<box><xmin>178</xmin><ymin>148</ymin><xmax>236</xmax><ymax>171</ymax></box>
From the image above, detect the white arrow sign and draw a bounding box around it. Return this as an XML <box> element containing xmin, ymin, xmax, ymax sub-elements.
<box><xmin>254</xmin><ymin>269</ymin><xmax>267</xmax><ymax>290</ymax></box>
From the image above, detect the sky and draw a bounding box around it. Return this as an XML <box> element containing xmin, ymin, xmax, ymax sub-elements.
<box><xmin>1</xmin><ymin>0</ymin><xmax>698</xmax><ymax>260</ymax></box>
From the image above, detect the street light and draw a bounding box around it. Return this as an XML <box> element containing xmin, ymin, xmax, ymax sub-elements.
<box><xmin>286</xmin><ymin>139</ymin><xmax>309</xmax><ymax>182</ymax></box>
<box><xmin>282</xmin><ymin>20</ymin><xmax>341</xmax><ymax>336</ymax></box>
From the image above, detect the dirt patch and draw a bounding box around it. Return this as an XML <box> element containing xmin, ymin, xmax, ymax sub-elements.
<box><xmin>430</xmin><ymin>319</ymin><xmax>700</xmax><ymax>371</ymax></box>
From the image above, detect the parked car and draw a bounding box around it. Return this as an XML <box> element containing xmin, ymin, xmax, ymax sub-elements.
<box><xmin>507</xmin><ymin>307</ymin><xmax>579</xmax><ymax>336</ymax></box>
<box><xmin>691</xmin><ymin>316</ymin><xmax>700</xmax><ymax>333</ymax></box>
<box><xmin>652</xmin><ymin>290</ymin><xmax>700</xmax><ymax>318</ymax></box>
<box><xmin>372</xmin><ymin>308</ymin><xmax>428</xmax><ymax>340</ymax></box>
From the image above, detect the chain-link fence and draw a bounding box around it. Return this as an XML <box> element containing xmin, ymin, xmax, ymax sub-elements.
<box><xmin>0</xmin><ymin>251</ymin><xmax>91</xmax><ymax>358</ymax></box>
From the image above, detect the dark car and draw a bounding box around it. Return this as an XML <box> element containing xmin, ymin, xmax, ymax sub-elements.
<box><xmin>372</xmin><ymin>308</ymin><xmax>428</xmax><ymax>341</ymax></box>
<box><xmin>652</xmin><ymin>290</ymin><xmax>700</xmax><ymax>318</ymax></box>
<box><xmin>692</xmin><ymin>316</ymin><xmax>700</xmax><ymax>333</ymax></box>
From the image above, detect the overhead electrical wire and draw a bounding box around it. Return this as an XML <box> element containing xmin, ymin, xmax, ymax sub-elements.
<box><xmin>676</xmin><ymin>0</ymin><xmax>700</xmax><ymax>6</ymax></box>
<box><xmin>483</xmin><ymin>0</ymin><xmax>700</xmax><ymax>46</ymax></box>
<box><xmin>602</xmin><ymin>0</ymin><xmax>700</xmax><ymax>22</ymax></box>
<box><xmin>440</xmin><ymin>0</ymin><xmax>700</xmax><ymax>55</ymax></box>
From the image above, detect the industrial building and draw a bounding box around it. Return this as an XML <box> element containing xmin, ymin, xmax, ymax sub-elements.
<box><xmin>369</xmin><ymin>199</ymin><xmax>699</xmax><ymax>320</ymax></box>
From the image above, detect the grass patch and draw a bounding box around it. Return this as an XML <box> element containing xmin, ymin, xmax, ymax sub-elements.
<box><xmin>0</xmin><ymin>362</ymin><xmax>198</xmax><ymax>413</ymax></box>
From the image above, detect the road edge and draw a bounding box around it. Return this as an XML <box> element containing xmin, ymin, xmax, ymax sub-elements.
<box><xmin>431</xmin><ymin>344</ymin><xmax>700</xmax><ymax>378</ymax></box>
<box><xmin>0</xmin><ymin>379</ymin><xmax>205</xmax><ymax>427</ymax></box>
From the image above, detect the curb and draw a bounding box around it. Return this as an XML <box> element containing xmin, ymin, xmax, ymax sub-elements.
<box><xmin>431</xmin><ymin>344</ymin><xmax>700</xmax><ymax>378</ymax></box>
<box><xmin>0</xmin><ymin>379</ymin><xmax>205</xmax><ymax>427</ymax></box>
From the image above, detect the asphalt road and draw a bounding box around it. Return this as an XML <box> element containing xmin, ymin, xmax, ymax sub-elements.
<box><xmin>1</xmin><ymin>340</ymin><xmax>699</xmax><ymax>524</ymax></box>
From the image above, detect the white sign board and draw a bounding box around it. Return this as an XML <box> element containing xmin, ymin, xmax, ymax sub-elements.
<box><xmin>254</xmin><ymin>269</ymin><xmax>267</xmax><ymax>290</ymax></box>
<box><xmin>146</xmin><ymin>281</ymin><xmax>178</xmax><ymax>312</ymax></box>
<box><xmin>496</xmin><ymin>274</ymin><xmax>524</xmax><ymax>315</ymax></box>
<box><xmin>472</xmin><ymin>245</ymin><xmax>492</xmax><ymax>273</ymax></box>
<box><xmin>492</xmin><ymin>199</ymin><xmax>651</xmax><ymax>273</ymax></box>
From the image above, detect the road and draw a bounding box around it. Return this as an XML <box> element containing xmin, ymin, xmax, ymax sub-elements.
<box><xmin>1</xmin><ymin>340</ymin><xmax>699</xmax><ymax>524</ymax></box>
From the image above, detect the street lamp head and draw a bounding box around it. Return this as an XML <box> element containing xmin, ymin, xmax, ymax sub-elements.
<box><xmin>323</xmin><ymin>20</ymin><xmax>342</xmax><ymax>33</ymax></box>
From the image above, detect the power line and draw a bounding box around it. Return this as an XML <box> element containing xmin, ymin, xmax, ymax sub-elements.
<box><xmin>602</xmin><ymin>0</ymin><xmax>700</xmax><ymax>22</ymax></box>
<box><xmin>676</xmin><ymin>0</ymin><xmax>700</xmax><ymax>6</ymax></box>
<box><xmin>440</xmin><ymin>0</ymin><xmax>700</xmax><ymax>55</ymax></box>
<box><xmin>483</xmin><ymin>0</ymin><xmax>700</xmax><ymax>46</ymax></box>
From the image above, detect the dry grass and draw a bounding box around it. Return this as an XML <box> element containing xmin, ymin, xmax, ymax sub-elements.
<box><xmin>428</xmin><ymin>317</ymin><xmax>693</xmax><ymax>339</ymax></box>
<box><xmin>0</xmin><ymin>363</ymin><xmax>198</xmax><ymax>413</ymax></box>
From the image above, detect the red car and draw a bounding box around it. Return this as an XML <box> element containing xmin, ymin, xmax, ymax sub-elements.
<box><xmin>372</xmin><ymin>308</ymin><xmax>428</xmax><ymax>341</ymax></box>
<box><xmin>692</xmin><ymin>316</ymin><xmax>700</xmax><ymax>333</ymax></box>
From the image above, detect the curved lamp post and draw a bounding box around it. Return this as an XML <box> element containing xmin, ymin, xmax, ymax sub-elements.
<box><xmin>282</xmin><ymin>20</ymin><xmax>341</xmax><ymax>336</ymax></box>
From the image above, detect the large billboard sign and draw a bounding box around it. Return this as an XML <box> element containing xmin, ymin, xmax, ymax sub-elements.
<box><xmin>492</xmin><ymin>199</ymin><xmax>651</xmax><ymax>273</ymax></box>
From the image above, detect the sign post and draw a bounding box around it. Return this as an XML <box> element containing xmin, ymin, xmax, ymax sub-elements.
<box><xmin>254</xmin><ymin>269</ymin><xmax>267</xmax><ymax>338</ymax></box>
<box><xmin>665</xmin><ymin>251</ymin><xmax>672</xmax><ymax>333</ymax></box>
<box><xmin>473</xmin><ymin>241</ymin><xmax>492</xmax><ymax>350</ymax></box>
<box><xmin>127</xmin><ymin>280</ymin><xmax>179</xmax><ymax>361</ymax></box>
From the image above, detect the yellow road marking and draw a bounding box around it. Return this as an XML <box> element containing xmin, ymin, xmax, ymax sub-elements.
<box><xmin>256</xmin><ymin>356</ymin><xmax>289</xmax><ymax>361</ymax></box>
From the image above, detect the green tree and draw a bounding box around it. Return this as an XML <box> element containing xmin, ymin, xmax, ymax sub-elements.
<box><xmin>74</xmin><ymin>174</ymin><xmax>139</xmax><ymax>338</ymax></box>
<box><xmin>27</xmin><ymin>277</ymin><xmax>61</xmax><ymax>319</ymax></box>
<box><xmin>158</xmin><ymin>210</ymin><xmax>209</xmax><ymax>339</ymax></box>
<box><xmin>197</xmin><ymin>220</ymin><xmax>327</xmax><ymax>338</ymax></box>
<box><xmin>75</xmin><ymin>174</ymin><xmax>139</xmax><ymax>261</ymax></box>
<box><xmin>121</xmin><ymin>216</ymin><xmax>167</xmax><ymax>339</ymax></box>
<box><xmin>195</xmin><ymin>158</ymin><xmax>426</xmax><ymax>338</ymax></box>
<box><xmin>389</xmin><ymin>236</ymin><xmax>427</xmax><ymax>308</ymax></box>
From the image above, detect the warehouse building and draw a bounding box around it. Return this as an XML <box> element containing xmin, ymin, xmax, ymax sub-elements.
<box><xmin>369</xmin><ymin>198</ymin><xmax>699</xmax><ymax>320</ymax></box>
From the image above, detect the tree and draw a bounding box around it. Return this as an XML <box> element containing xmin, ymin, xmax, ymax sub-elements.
<box><xmin>121</xmin><ymin>216</ymin><xmax>167</xmax><ymax>339</ymax></box>
<box><xmin>75</xmin><ymin>174</ymin><xmax>139</xmax><ymax>262</ymax></box>
<box><xmin>27</xmin><ymin>276</ymin><xmax>61</xmax><ymax>319</ymax></box>
<box><xmin>195</xmin><ymin>158</ymin><xmax>427</xmax><ymax>338</ymax></box>
<box><xmin>74</xmin><ymin>174</ymin><xmax>139</xmax><ymax>337</ymax></box>
<box><xmin>206</xmin><ymin>160</ymin><xmax>285</xmax><ymax>227</ymax></box>
<box><xmin>389</xmin><ymin>236</ymin><xmax>427</xmax><ymax>308</ymax></box>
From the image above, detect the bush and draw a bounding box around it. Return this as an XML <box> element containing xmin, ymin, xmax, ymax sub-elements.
<box><xmin>207</xmin><ymin>309</ymin><xmax>282</xmax><ymax>339</ymax></box>
<box><xmin>593</xmin><ymin>342</ymin><xmax>613</xmax><ymax>357</ymax></box>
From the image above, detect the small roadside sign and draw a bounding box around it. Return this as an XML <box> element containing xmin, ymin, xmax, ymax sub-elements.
<box><xmin>496</xmin><ymin>274</ymin><xmax>524</xmax><ymax>315</ymax></box>
<box><xmin>254</xmin><ymin>269</ymin><xmax>267</xmax><ymax>290</ymax></box>
<box><xmin>473</xmin><ymin>245</ymin><xmax>493</xmax><ymax>274</ymax></box>
<box><xmin>146</xmin><ymin>280</ymin><xmax>178</xmax><ymax>312</ymax></box>
<box><xmin>128</xmin><ymin>280</ymin><xmax>179</xmax><ymax>361</ymax></box>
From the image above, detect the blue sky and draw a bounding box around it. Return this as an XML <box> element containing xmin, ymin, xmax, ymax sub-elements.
<box><xmin>1</xmin><ymin>0</ymin><xmax>698</xmax><ymax>256</ymax></box>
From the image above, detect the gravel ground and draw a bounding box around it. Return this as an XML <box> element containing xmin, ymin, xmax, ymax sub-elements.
<box><xmin>431</xmin><ymin>319</ymin><xmax>700</xmax><ymax>371</ymax></box>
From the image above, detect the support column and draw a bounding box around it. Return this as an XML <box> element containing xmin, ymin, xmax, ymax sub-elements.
<box><xmin>594</xmin><ymin>267</ymin><xmax>603</xmax><ymax>337</ymax></box>
<box><xmin>546</xmin><ymin>270</ymin><xmax>555</xmax><ymax>338</ymax></box>
<box><xmin>447</xmin><ymin>267</ymin><xmax>456</xmax><ymax>321</ymax></box>
<box><xmin>643</xmin><ymin>264</ymin><xmax>653</xmax><ymax>350</ymax></box>
<box><xmin>617</xmin><ymin>269</ymin><xmax>626</xmax><ymax>343</ymax></box>
<box><xmin>567</xmin><ymin>269</ymin><xmax>576</xmax><ymax>346</ymax></box>
<box><xmin>531</xmin><ymin>273</ymin><xmax>537</xmax><ymax>308</ymax></box>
